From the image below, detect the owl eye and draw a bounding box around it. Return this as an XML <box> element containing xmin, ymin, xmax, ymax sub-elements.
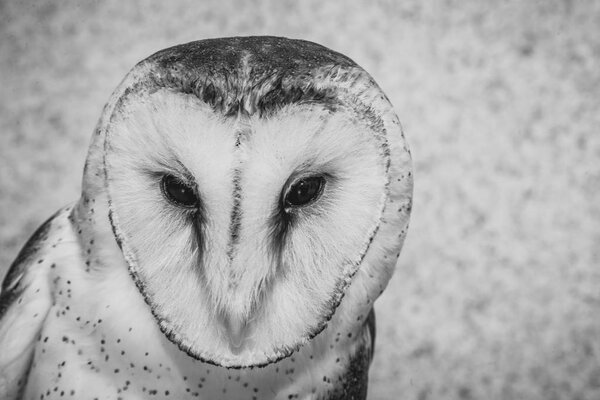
<box><xmin>284</xmin><ymin>176</ymin><xmax>325</xmax><ymax>208</ymax></box>
<box><xmin>161</xmin><ymin>175</ymin><xmax>198</xmax><ymax>208</ymax></box>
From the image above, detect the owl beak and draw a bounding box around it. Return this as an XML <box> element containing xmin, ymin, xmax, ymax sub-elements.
<box><xmin>225</xmin><ymin>317</ymin><xmax>246</xmax><ymax>351</ymax></box>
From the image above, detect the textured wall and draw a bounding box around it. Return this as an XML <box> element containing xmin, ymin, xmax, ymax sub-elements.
<box><xmin>1</xmin><ymin>1</ymin><xmax>599</xmax><ymax>399</ymax></box>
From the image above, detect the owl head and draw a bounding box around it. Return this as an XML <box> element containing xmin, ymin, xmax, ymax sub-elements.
<box><xmin>81</xmin><ymin>37</ymin><xmax>412</xmax><ymax>367</ymax></box>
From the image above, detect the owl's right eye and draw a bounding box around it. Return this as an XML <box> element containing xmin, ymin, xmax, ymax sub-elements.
<box><xmin>283</xmin><ymin>175</ymin><xmax>325</xmax><ymax>208</ymax></box>
<box><xmin>161</xmin><ymin>175</ymin><xmax>198</xmax><ymax>208</ymax></box>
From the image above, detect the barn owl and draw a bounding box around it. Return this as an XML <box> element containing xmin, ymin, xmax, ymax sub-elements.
<box><xmin>0</xmin><ymin>36</ymin><xmax>412</xmax><ymax>399</ymax></box>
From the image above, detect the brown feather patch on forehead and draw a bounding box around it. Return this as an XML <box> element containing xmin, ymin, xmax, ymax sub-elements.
<box><xmin>138</xmin><ymin>36</ymin><xmax>357</xmax><ymax>117</ymax></box>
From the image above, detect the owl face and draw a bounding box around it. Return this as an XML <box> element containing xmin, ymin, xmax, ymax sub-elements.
<box><xmin>85</xmin><ymin>37</ymin><xmax>412</xmax><ymax>367</ymax></box>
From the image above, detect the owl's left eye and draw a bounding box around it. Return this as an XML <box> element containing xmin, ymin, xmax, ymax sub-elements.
<box><xmin>161</xmin><ymin>175</ymin><xmax>198</xmax><ymax>208</ymax></box>
<box><xmin>284</xmin><ymin>175</ymin><xmax>325</xmax><ymax>208</ymax></box>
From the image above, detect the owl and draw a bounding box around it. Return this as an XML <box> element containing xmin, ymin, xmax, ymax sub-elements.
<box><xmin>0</xmin><ymin>36</ymin><xmax>412</xmax><ymax>400</ymax></box>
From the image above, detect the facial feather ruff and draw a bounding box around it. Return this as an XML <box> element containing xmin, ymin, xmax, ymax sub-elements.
<box><xmin>75</xmin><ymin>36</ymin><xmax>414</xmax><ymax>367</ymax></box>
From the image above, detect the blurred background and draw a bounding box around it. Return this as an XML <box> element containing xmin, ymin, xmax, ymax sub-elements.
<box><xmin>1</xmin><ymin>1</ymin><xmax>599</xmax><ymax>399</ymax></box>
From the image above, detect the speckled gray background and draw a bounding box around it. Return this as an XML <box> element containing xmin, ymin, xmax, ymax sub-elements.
<box><xmin>1</xmin><ymin>1</ymin><xmax>599</xmax><ymax>399</ymax></box>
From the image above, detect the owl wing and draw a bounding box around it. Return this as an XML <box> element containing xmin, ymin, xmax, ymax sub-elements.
<box><xmin>0</xmin><ymin>211</ymin><xmax>59</xmax><ymax>399</ymax></box>
<box><xmin>327</xmin><ymin>308</ymin><xmax>376</xmax><ymax>400</ymax></box>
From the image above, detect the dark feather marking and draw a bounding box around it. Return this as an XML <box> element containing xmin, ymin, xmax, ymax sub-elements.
<box><xmin>255</xmin><ymin>77</ymin><xmax>340</xmax><ymax>118</ymax></box>
<box><xmin>190</xmin><ymin>199</ymin><xmax>206</xmax><ymax>273</ymax></box>
<box><xmin>227</xmin><ymin>168</ymin><xmax>243</xmax><ymax>263</ymax></box>
<box><xmin>227</xmin><ymin>120</ymin><xmax>251</xmax><ymax>266</ymax></box>
<box><xmin>0</xmin><ymin>286</ymin><xmax>24</xmax><ymax>323</ymax></box>
<box><xmin>268</xmin><ymin>202</ymin><xmax>292</xmax><ymax>264</ymax></box>
<box><xmin>366</xmin><ymin>308</ymin><xmax>376</xmax><ymax>364</ymax></box>
<box><xmin>325</xmin><ymin>346</ymin><xmax>370</xmax><ymax>400</ymax></box>
<box><xmin>322</xmin><ymin>309</ymin><xmax>375</xmax><ymax>400</ymax></box>
<box><xmin>0</xmin><ymin>210</ymin><xmax>58</xmax><ymax>321</ymax></box>
<box><xmin>143</xmin><ymin>36</ymin><xmax>352</xmax><ymax>117</ymax></box>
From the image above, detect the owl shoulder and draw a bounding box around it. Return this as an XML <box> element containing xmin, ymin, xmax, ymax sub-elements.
<box><xmin>0</xmin><ymin>205</ymin><xmax>74</xmax><ymax>399</ymax></box>
<box><xmin>326</xmin><ymin>308</ymin><xmax>376</xmax><ymax>400</ymax></box>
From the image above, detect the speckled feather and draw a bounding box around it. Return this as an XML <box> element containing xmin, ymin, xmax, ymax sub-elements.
<box><xmin>0</xmin><ymin>36</ymin><xmax>412</xmax><ymax>400</ymax></box>
<box><xmin>0</xmin><ymin>206</ymin><xmax>376</xmax><ymax>399</ymax></box>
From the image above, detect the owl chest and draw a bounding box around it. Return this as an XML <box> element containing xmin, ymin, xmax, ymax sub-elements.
<box><xmin>24</xmin><ymin>307</ymin><xmax>369</xmax><ymax>400</ymax></box>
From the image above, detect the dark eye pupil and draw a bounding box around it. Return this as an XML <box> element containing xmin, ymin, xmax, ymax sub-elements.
<box><xmin>162</xmin><ymin>175</ymin><xmax>197</xmax><ymax>207</ymax></box>
<box><xmin>285</xmin><ymin>176</ymin><xmax>324</xmax><ymax>207</ymax></box>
